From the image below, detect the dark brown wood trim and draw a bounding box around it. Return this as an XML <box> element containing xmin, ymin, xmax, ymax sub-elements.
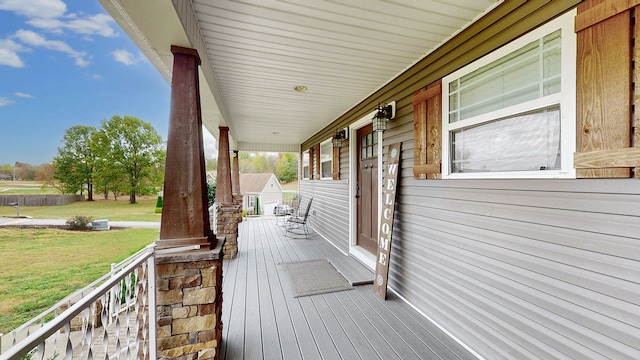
<box><xmin>575</xmin><ymin>0</ymin><xmax>640</xmax><ymax>31</ymax></box>
<box><xmin>332</xmin><ymin>147</ymin><xmax>340</xmax><ymax>180</ymax></box>
<box><xmin>413</xmin><ymin>80</ymin><xmax>442</xmax><ymax>179</ymax></box>
<box><xmin>170</xmin><ymin>45</ymin><xmax>201</xmax><ymax>65</ymax></box>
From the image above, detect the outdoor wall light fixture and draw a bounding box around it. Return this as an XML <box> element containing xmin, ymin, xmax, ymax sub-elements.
<box><xmin>332</xmin><ymin>128</ymin><xmax>348</xmax><ymax>148</ymax></box>
<box><xmin>372</xmin><ymin>103</ymin><xmax>394</xmax><ymax>132</ymax></box>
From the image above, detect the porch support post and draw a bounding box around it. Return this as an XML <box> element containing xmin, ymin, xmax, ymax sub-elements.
<box><xmin>158</xmin><ymin>45</ymin><xmax>213</xmax><ymax>250</ymax></box>
<box><xmin>216</xmin><ymin>127</ymin><xmax>241</xmax><ymax>258</ymax></box>
<box><xmin>232</xmin><ymin>150</ymin><xmax>240</xmax><ymax>195</ymax></box>
<box><xmin>155</xmin><ymin>45</ymin><xmax>224</xmax><ymax>360</ymax></box>
<box><xmin>215</xmin><ymin>127</ymin><xmax>233</xmax><ymax>205</ymax></box>
<box><xmin>231</xmin><ymin>150</ymin><xmax>243</xmax><ymax>217</ymax></box>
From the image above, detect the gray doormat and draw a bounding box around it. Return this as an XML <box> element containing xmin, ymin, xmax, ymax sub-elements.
<box><xmin>281</xmin><ymin>259</ymin><xmax>353</xmax><ymax>297</ymax></box>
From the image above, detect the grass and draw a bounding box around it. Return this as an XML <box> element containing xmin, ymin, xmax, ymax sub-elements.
<box><xmin>0</xmin><ymin>181</ymin><xmax>58</xmax><ymax>195</ymax></box>
<box><xmin>281</xmin><ymin>180</ymin><xmax>298</xmax><ymax>191</ymax></box>
<box><xmin>0</xmin><ymin>197</ymin><xmax>161</xmax><ymax>222</ymax></box>
<box><xmin>0</xmin><ymin>227</ymin><xmax>158</xmax><ymax>334</ymax></box>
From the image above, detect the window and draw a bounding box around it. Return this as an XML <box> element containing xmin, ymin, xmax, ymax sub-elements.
<box><xmin>360</xmin><ymin>131</ymin><xmax>378</xmax><ymax>160</ymax></box>
<box><xmin>320</xmin><ymin>139</ymin><xmax>332</xmax><ymax>179</ymax></box>
<box><xmin>302</xmin><ymin>150</ymin><xmax>309</xmax><ymax>180</ymax></box>
<box><xmin>442</xmin><ymin>12</ymin><xmax>576</xmax><ymax>178</ymax></box>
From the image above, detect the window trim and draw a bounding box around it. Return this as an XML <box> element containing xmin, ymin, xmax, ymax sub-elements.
<box><xmin>320</xmin><ymin>138</ymin><xmax>333</xmax><ymax>180</ymax></box>
<box><xmin>441</xmin><ymin>10</ymin><xmax>577</xmax><ymax>179</ymax></box>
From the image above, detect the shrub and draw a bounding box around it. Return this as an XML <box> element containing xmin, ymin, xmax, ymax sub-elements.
<box><xmin>207</xmin><ymin>181</ymin><xmax>216</xmax><ymax>207</ymax></box>
<box><xmin>242</xmin><ymin>210</ymin><xmax>247</xmax><ymax>217</ymax></box>
<box><xmin>66</xmin><ymin>215</ymin><xmax>94</xmax><ymax>231</ymax></box>
<box><xmin>155</xmin><ymin>207</ymin><xmax>162</xmax><ymax>213</ymax></box>
<box><xmin>155</xmin><ymin>195</ymin><xmax>163</xmax><ymax>208</ymax></box>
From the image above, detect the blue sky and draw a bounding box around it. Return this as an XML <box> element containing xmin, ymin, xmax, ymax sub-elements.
<box><xmin>0</xmin><ymin>0</ymin><xmax>215</xmax><ymax>165</ymax></box>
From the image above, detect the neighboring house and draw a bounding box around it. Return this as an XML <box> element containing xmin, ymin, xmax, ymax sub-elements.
<box><xmin>239</xmin><ymin>173</ymin><xmax>283</xmax><ymax>215</ymax></box>
<box><xmin>101</xmin><ymin>1</ymin><xmax>640</xmax><ymax>358</ymax></box>
<box><xmin>205</xmin><ymin>171</ymin><xmax>215</xmax><ymax>183</ymax></box>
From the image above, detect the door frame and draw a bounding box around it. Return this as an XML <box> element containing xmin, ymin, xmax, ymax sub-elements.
<box><xmin>348</xmin><ymin>111</ymin><xmax>382</xmax><ymax>269</ymax></box>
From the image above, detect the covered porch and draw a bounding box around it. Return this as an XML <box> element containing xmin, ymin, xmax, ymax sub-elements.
<box><xmin>220</xmin><ymin>217</ymin><xmax>476</xmax><ymax>360</ymax></box>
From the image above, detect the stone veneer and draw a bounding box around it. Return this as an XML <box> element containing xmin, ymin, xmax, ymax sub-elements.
<box><xmin>156</xmin><ymin>242</ymin><xmax>224</xmax><ymax>360</ymax></box>
<box><xmin>217</xmin><ymin>204</ymin><xmax>241</xmax><ymax>259</ymax></box>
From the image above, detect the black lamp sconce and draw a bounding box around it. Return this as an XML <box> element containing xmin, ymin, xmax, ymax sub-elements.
<box><xmin>372</xmin><ymin>101</ymin><xmax>396</xmax><ymax>132</ymax></box>
<box><xmin>332</xmin><ymin>127</ymin><xmax>348</xmax><ymax>148</ymax></box>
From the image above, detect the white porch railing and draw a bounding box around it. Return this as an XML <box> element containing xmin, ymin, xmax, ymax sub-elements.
<box><xmin>0</xmin><ymin>244</ymin><xmax>157</xmax><ymax>360</ymax></box>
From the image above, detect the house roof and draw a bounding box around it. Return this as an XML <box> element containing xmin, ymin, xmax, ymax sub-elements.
<box><xmin>99</xmin><ymin>0</ymin><xmax>502</xmax><ymax>153</ymax></box>
<box><xmin>239</xmin><ymin>173</ymin><xmax>281</xmax><ymax>194</ymax></box>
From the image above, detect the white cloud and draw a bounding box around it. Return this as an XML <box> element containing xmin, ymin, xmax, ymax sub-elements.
<box><xmin>0</xmin><ymin>0</ymin><xmax>66</xmax><ymax>19</ymax></box>
<box><xmin>0</xmin><ymin>97</ymin><xmax>15</xmax><ymax>107</ymax></box>
<box><xmin>112</xmin><ymin>49</ymin><xmax>139</xmax><ymax>66</ymax></box>
<box><xmin>14</xmin><ymin>29</ymin><xmax>90</xmax><ymax>67</ymax></box>
<box><xmin>0</xmin><ymin>38</ymin><xmax>27</xmax><ymax>67</ymax></box>
<box><xmin>1</xmin><ymin>0</ymin><xmax>117</xmax><ymax>39</ymax></box>
<box><xmin>91</xmin><ymin>74</ymin><xmax>102</xmax><ymax>80</ymax></box>
<box><xmin>27</xmin><ymin>13</ymin><xmax>117</xmax><ymax>38</ymax></box>
<box><xmin>0</xmin><ymin>47</ymin><xmax>24</xmax><ymax>67</ymax></box>
<box><xmin>14</xmin><ymin>92</ymin><xmax>34</xmax><ymax>98</ymax></box>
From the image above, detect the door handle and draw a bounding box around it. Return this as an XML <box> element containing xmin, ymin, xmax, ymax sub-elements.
<box><xmin>355</xmin><ymin>195</ymin><xmax>360</xmax><ymax>198</ymax></box>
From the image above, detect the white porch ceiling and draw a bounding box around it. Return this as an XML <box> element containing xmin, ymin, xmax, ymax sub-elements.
<box><xmin>101</xmin><ymin>0</ymin><xmax>501</xmax><ymax>152</ymax></box>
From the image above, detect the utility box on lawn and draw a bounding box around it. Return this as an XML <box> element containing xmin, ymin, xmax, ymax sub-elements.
<box><xmin>92</xmin><ymin>219</ymin><xmax>110</xmax><ymax>230</ymax></box>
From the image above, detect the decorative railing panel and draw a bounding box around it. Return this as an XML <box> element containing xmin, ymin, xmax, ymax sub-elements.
<box><xmin>0</xmin><ymin>244</ymin><xmax>156</xmax><ymax>360</ymax></box>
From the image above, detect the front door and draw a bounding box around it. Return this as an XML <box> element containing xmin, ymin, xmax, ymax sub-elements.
<box><xmin>356</xmin><ymin>124</ymin><xmax>378</xmax><ymax>254</ymax></box>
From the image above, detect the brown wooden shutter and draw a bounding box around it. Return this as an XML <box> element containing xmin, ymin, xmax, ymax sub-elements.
<box><xmin>332</xmin><ymin>146</ymin><xmax>340</xmax><ymax>180</ymax></box>
<box><xmin>308</xmin><ymin>146</ymin><xmax>314</xmax><ymax>179</ymax></box>
<box><xmin>413</xmin><ymin>80</ymin><xmax>442</xmax><ymax>179</ymax></box>
<box><xmin>574</xmin><ymin>0</ymin><xmax>640</xmax><ymax>178</ymax></box>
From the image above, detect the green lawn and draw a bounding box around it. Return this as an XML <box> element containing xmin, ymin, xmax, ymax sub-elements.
<box><xmin>0</xmin><ymin>227</ymin><xmax>158</xmax><ymax>334</ymax></box>
<box><xmin>0</xmin><ymin>198</ymin><xmax>161</xmax><ymax>222</ymax></box>
<box><xmin>0</xmin><ymin>181</ymin><xmax>58</xmax><ymax>195</ymax></box>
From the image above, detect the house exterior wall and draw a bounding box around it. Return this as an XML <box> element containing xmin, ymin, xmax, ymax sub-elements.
<box><xmin>260</xmin><ymin>175</ymin><xmax>283</xmax><ymax>207</ymax></box>
<box><xmin>298</xmin><ymin>178</ymin><xmax>350</xmax><ymax>254</ymax></box>
<box><xmin>382</xmin><ymin>105</ymin><xmax>640</xmax><ymax>359</ymax></box>
<box><xmin>299</xmin><ymin>1</ymin><xmax>640</xmax><ymax>358</ymax></box>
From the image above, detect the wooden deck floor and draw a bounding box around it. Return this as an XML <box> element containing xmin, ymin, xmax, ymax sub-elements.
<box><xmin>219</xmin><ymin>218</ymin><xmax>477</xmax><ymax>360</ymax></box>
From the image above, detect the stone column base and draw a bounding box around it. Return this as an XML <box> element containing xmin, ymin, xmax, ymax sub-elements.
<box><xmin>156</xmin><ymin>241</ymin><xmax>224</xmax><ymax>360</ymax></box>
<box><xmin>216</xmin><ymin>204</ymin><xmax>241</xmax><ymax>259</ymax></box>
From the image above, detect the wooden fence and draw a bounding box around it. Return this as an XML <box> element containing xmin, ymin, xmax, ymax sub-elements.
<box><xmin>0</xmin><ymin>195</ymin><xmax>84</xmax><ymax>207</ymax></box>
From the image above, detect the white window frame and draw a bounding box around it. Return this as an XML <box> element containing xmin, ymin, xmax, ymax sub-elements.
<box><xmin>320</xmin><ymin>139</ymin><xmax>333</xmax><ymax>179</ymax></box>
<box><xmin>302</xmin><ymin>150</ymin><xmax>310</xmax><ymax>180</ymax></box>
<box><xmin>442</xmin><ymin>10</ymin><xmax>576</xmax><ymax>179</ymax></box>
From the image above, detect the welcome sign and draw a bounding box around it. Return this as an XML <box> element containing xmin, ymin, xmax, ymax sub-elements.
<box><xmin>373</xmin><ymin>142</ymin><xmax>401</xmax><ymax>299</ymax></box>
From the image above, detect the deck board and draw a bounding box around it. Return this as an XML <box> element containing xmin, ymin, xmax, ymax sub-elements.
<box><xmin>220</xmin><ymin>217</ymin><xmax>477</xmax><ymax>360</ymax></box>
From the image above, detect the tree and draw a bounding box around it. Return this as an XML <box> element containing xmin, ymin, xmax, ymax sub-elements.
<box><xmin>275</xmin><ymin>153</ymin><xmax>298</xmax><ymax>183</ymax></box>
<box><xmin>14</xmin><ymin>162</ymin><xmax>37</xmax><ymax>180</ymax></box>
<box><xmin>35</xmin><ymin>163</ymin><xmax>65</xmax><ymax>193</ymax></box>
<box><xmin>93</xmin><ymin>115</ymin><xmax>165</xmax><ymax>204</ymax></box>
<box><xmin>53</xmin><ymin>126</ymin><xmax>97</xmax><ymax>199</ymax></box>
